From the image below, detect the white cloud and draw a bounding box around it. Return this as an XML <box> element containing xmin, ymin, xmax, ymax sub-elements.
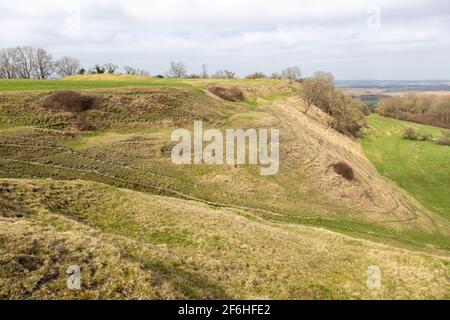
<box><xmin>0</xmin><ymin>0</ymin><xmax>449</xmax><ymax>79</ymax></box>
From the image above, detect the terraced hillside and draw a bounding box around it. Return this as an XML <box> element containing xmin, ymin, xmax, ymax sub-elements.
<box><xmin>1</xmin><ymin>76</ymin><xmax>449</xmax><ymax>299</ymax></box>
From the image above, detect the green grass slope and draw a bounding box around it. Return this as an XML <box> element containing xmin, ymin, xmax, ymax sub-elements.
<box><xmin>1</xmin><ymin>77</ymin><xmax>450</xmax><ymax>298</ymax></box>
<box><xmin>0</xmin><ymin>74</ymin><xmax>288</xmax><ymax>93</ymax></box>
<box><xmin>363</xmin><ymin>114</ymin><xmax>450</xmax><ymax>219</ymax></box>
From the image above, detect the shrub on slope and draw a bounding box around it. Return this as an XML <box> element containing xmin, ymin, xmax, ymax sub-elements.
<box><xmin>40</xmin><ymin>90</ymin><xmax>97</xmax><ymax>113</ymax></box>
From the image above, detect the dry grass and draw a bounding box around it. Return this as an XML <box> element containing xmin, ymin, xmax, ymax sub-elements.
<box><xmin>270</xmin><ymin>97</ymin><xmax>450</xmax><ymax>234</ymax></box>
<box><xmin>0</xmin><ymin>178</ymin><xmax>449</xmax><ymax>299</ymax></box>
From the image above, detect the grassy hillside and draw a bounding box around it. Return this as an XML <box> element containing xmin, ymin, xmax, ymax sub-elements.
<box><xmin>0</xmin><ymin>75</ymin><xmax>286</xmax><ymax>93</ymax></box>
<box><xmin>1</xmin><ymin>178</ymin><xmax>449</xmax><ymax>299</ymax></box>
<box><xmin>1</xmin><ymin>76</ymin><xmax>449</xmax><ymax>299</ymax></box>
<box><xmin>363</xmin><ymin>114</ymin><xmax>450</xmax><ymax>219</ymax></box>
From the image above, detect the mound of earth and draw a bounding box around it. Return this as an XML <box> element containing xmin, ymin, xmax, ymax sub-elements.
<box><xmin>39</xmin><ymin>90</ymin><xmax>97</xmax><ymax>113</ymax></box>
<box><xmin>206</xmin><ymin>86</ymin><xmax>244</xmax><ymax>102</ymax></box>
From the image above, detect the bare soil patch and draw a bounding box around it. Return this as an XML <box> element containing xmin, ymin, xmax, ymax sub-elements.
<box><xmin>207</xmin><ymin>86</ymin><xmax>244</xmax><ymax>102</ymax></box>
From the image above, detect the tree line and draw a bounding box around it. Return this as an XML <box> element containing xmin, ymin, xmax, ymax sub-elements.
<box><xmin>377</xmin><ymin>94</ymin><xmax>450</xmax><ymax>129</ymax></box>
<box><xmin>0</xmin><ymin>46</ymin><xmax>304</xmax><ymax>80</ymax></box>
<box><xmin>0</xmin><ymin>46</ymin><xmax>82</xmax><ymax>79</ymax></box>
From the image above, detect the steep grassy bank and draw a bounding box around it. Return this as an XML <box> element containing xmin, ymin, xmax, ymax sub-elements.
<box><xmin>363</xmin><ymin>114</ymin><xmax>450</xmax><ymax>219</ymax></box>
<box><xmin>1</xmin><ymin>178</ymin><xmax>449</xmax><ymax>299</ymax></box>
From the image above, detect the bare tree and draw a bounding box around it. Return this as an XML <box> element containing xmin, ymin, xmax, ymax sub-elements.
<box><xmin>123</xmin><ymin>65</ymin><xmax>149</xmax><ymax>76</ymax></box>
<box><xmin>93</xmin><ymin>64</ymin><xmax>105</xmax><ymax>74</ymax></box>
<box><xmin>212</xmin><ymin>69</ymin><xmax>236</xmax><ymax>79</ymax></box>
<box><xmin>123</xmin><ymin>65</ymin><xmax>136</xmax><ymax>75</ymax></box>
<box><xmin>281</xmin><ymin>66</ymin><xmax>302</xmax><ymax>80</ymax></box>
<box><xmin>104</xmin><ymin>63</ymin><xmax>118</xmax><ymax>74</ymax></box>
<box><xmin>35</xmin><ymin>48</ymin><xmax>54</xmax><ymax>79</ymax></box>
<box><xmin>270</xmin><ymin>72</ymin><xmax>280</xmax><ymax>79</ymax></box>
<box><xmin>55</xmin><ymin>56</ymin><xmax>80</xmax><ymax>77</ymax></box>
<box><xmin>302</xmin><ymin>71</ymin><xmax>334</xmax><ymax>114</ymax></box>
<box><xmin>137</xmin><ymin>69</ymin><xmax>150</xmax><ymax>76</ymax></box>
<box><xmin>168</xmin><ymin>61</ymin><xmax>187</xmax><ymax>78</ymax></box>
<box><xmin>0</xmin><ymin>47</ymin><xmax>18</xmax><ymax>79</ymax></box>
<box><xmin>302</xmin><ymin>79</ymin><xmax>321</xmax><ymax>114</ymax></box>
<box><xmin>245</xmin><ymin>72</ymin><xmax>266</xmax><ymax>79</ymax></box>
<box><xmin>224</xmin><ymin>70</ymin><xmax>235</xmax><ymax>79</ymax></box>
<box><xmin>211</xmin><ymin>70</ymin><xmax>224</xmax><ymax>79</ymax></box>
<box><xmin>15</xmin><ymin>46</ymin><xmax>36</xmax><ymax>79</ymax></box>
<box><xmin>201</xmin><ymin>64</ymin><xmax>208</xmax><ymax>78</ymax></box>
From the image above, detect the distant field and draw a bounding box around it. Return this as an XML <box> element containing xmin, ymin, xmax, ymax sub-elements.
<box><xmin>342</xmin><ymin>87</ymin><xmax>450</xmax><ymax>106</ymax></box>
<box><xmin>363</xmin><ymin>114</ymin><xmax>450</xmax><ymax>219</ymax></box>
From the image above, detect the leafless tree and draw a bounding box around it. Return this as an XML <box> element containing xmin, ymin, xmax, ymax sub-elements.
<box><xmin>138</xmin><ymin>69</ymin><xmax>150</xmax><ymax>76</ymax></box>
<box><xmin>123</xmin><ymin>65</ymin><xmax>136</xmax><ymax>75</ymax></box>
<box><xmin>224</xmin><ymin>70</ymin><xmax>235</xmax><ymax>79</ymax></box>
<box><xmin>55</xmin><ymin>56</ymin><xmax>81</xmax><ymax>77</ymax></box>
<box><xmin>212</xmin><ymin>69</ymin><xmax>236</xmax><ymax>79</ymax></box>
<box><xmin>201</xmin><ymin>64</ymin><xmax>208</xmax><ymax>78</ymax></box>
<box><xmin>0</xmin><ymin>48</ymin><xmax>18</xmax><ymax>78</ymax></box>
<box><xmin>168</xmin><ymin>61</ymin><xmax>187</xmax><ymax>78</ymax></box>
<box><xmin>15</xmin><ymin>46</ymin><xmax>36</xmax><ymax>79</ymax></box>
<box><xmin>281</xmin><ymin>66</ymin><xmax>302</xmax><ymax>80</ymax></box>
<box><xmin>270</xmin><ymin>72</ymin><xmax>280</xmax><ymax>79</ymax></box>
<box><xmin>104</xmin><ymin>63</ymin><xmax>118</xmax><ymax>74</ymax></box>
<box><xmin>123</xmin><ymin>65</ymin><xmax>149</xmax><ymax>76</ymax></box>
<box><xmin>35</xmin><ymin>48</ymin><xmax>54</xmax><ymax>79</ymax></box>
<box><xmin>302</xmin><ymin>71</ymin><xmax>334</xmax><ymax>114</ymax></box>
<box><xmin>211</xmin><ymin>70</ymin><xmax>224</xmax><ymax>79</ymax></box>
<box><xmin>245</xmin><ymin>72</ymin><xmax>266</xmax><ymax>79</ymax></box>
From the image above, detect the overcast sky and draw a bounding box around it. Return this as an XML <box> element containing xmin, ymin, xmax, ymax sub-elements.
<box><xmin>1</xmin><ymin>0</ymin><xmax>449</xmax><ymax>79</ymax></box>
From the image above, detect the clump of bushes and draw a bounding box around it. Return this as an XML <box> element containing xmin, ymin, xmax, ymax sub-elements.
<box><xmin>402</xmin><ymin>127</ymin><xmax>419</xmax><ymax>140</ymax></box>
<box><xmin>377</xmin><ymin>94</ymin><xmax>450</xmax><ymax>129</ymax></box>
<box><xmin>402</xmin><ymin>127</ymin><xmax>450</xmax><ymax>146</ymax></box>
<box><xmin>330</xmin><ymin>161</ymin><xmax>354</xmax><ymax>181</ymax></box>
<box><xmin>40</xmin><ymin>90</ymin><xmax>97</xmax><ymax>113</ymax></box>
<box><xmin>301</xmin><ymin>71</ymin><xmax>367</xmax><ymax>137</ymax></box>
<box><xmin>207</xmin><ymin>86</ymin><xmax>244</xmax><ymax>102</ymax></box>
<box><xmin>418</xmin><ymin>132</ymin><xmax>433</xmax><ymax>141</ymax></box>
<box><xmin>436</xmin><ymin>132</ymin><xmax>450</xmax><ymax>146</ymax></box>
<box><xmin>402</xmin><ymin>128</ymin><xmax>433</xmax><ymax>141</ymax></box>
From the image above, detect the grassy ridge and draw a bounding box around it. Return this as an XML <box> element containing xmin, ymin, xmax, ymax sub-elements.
<box><xmin>0</xmin><ymin>75</ymin><xmax>285</xmax><ymax>93</ymax></box>
<box><xmin>0</xmin><ymin>78</ymin><xmax>196</xmax><ymax>92</ymax></box>
<box><xmin>363</xmin><ymin>114</ymin><xmax>450</xmax><ymax>219</ymax></box>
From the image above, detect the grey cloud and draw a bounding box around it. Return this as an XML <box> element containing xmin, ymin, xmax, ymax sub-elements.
<box><xmin>0</xmin><ymin>0</ymin><xmax>449</xmax><ymax>79</ymax></box>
